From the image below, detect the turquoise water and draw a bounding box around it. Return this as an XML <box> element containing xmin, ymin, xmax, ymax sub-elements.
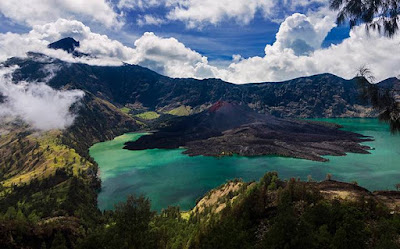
<box><xmin>90</xmin><ymin>119</ymin><xmax>400</xmax><ymax>211</ymax></box>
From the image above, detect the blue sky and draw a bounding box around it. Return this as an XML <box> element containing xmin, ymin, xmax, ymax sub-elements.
<box><xmin>108</xmin><ymin>0</ymin><xmax>350</xmax><ymax>61</ymax></box>
<box><xmin>0</xmin><ymin>0</ymin><xmax>347</xmax><ymax>60</ymax></box>
<box><xmin>0</xmin><ymin>0</ymin><xmax>398</xmax><ymax>83</ymax></box>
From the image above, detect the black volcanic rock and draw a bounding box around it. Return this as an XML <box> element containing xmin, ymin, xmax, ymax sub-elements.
<box><xmin>48</xmin><ymin>37</ymin><xmax>80</xmax><ymax>53</ymax></box>
<box><xmin>48</xmin><ymin>37</ymin><xmax>89</xmax><ymax>57</ymax></box>
<box><xmin>124</xmin><ymin>102</ymin><xmax>372</xmax><ymax>161</ymax></box>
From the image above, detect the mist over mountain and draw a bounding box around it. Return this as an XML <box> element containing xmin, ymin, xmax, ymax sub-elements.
<box><xmin>0</xmin><ymin>65</ymin><xmax>85</xmax><ymax>130</ymax></box>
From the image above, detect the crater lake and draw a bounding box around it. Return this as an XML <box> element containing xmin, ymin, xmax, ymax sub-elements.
<box><xmin>90</xmin><ymin>118</ymin><xmax>400</xmax><ymax>211</ymax></box>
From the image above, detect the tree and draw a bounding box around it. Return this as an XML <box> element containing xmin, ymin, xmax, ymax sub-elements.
<box><xmin>356</xmin><ymin>66</ymin><xmax>400</xmax><ymax>133</ymax></box>
<box><xmin>50</xmin><ymin>232</ymin><xmax>68</xmax><ymax>249</ymax></box>
<box><xmin>331</xmin><ymin>1</ymin><xmax>400</xmax><ymax>133</ymax></box>
<box><xmin>113</xmin><ymin>195</ymin><xmax>156</xmax><ymax>249</ymax></box>
<box><xmin>330</xmin><ymin>0</ymin><xmax>400</xmax><ymax>37</ymax></box>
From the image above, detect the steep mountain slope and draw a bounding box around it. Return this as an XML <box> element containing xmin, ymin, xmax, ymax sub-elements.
<box><xmin>4</xmin><ymin>52</ymin><xmax>378</xmax><ymax>119</ymax></box>
<box><xmin>0</xmin><ymin>84</ymin><xmax>139</xmax><ymax>246</ymax></box>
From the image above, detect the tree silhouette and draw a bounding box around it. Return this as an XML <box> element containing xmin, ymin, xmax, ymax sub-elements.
<box><xmin>330</xmin><ymin>0</ymin><xmax>400</xmax><ymax>37</ymax></box>
<box><xmin>356</xmin><ymin>66</ymin><xmax>400</xmax><ymax>133</ymax></box>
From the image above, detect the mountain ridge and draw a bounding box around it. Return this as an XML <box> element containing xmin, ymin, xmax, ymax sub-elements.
<box><xmin>3</xmin><ymin>52</ymin><xmax>382</xmax><ymax>119</ymax></box>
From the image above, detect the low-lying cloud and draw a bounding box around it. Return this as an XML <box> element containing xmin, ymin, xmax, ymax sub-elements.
<box><xmin>0</xmin><ymin>66</ymin><xmax>85</xmax><ymax>131</ymax></box>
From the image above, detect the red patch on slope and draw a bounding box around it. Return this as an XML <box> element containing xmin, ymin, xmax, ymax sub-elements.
<box><xmin>208</xmin><ymin>101</ymin><xmax>231</xmax><ymax>113</ymax></box>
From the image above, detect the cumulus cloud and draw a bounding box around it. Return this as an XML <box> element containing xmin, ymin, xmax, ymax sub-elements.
<box><xmin>0</xmin><ymin>19</ymin><xmax>133</xmax><ymax>66</ymax></box>
<box><xmin>222</xmin><ymin>13</ymin><xmax>400</xmax><ymax>83</ymax></box>
<box><xmin>1</xmin><ymin>15</ymin><xmax>400</xmax><ymax>85</ymax></box>
<box><xmin>0</xmin><ymin>0</ymin><xmax>122</xmax><ymax>28</ymax></box>
<box><xmin>0</xmin><ymin>19</ymin><xmax>217</xmax><ymax>79</ymax></box>
<box><xmin>269</xmin><ymin>13</ymin><xmax>335</xmax><ymax>55</ymax></box>
<box><xmin>0</xmin><ymin>66</ymin><xmax>85</xmax><ymax>131</ymax></box>
<box><xmin>127</xmin><ymin>15</ymin><xmax>400</xmax><ymax>84</ymax></box>
<box><xmin>128</xmin><ymin>32</ymin><xmax>218</xmax><ymax>78</ymax></box>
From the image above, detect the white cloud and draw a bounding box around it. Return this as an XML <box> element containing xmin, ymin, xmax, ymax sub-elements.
<box><xmin>137</xmin><ymin>15</ymin><xmax>166</xmax><ymax>26</ymax></box>
<box><xmin>160</xmin><ymin>0</ymin><xmax>330</xmax><ymax>28</ymax></box>
<box><xmin>166</xmin><ymin>0</ymin><xmax>275</xmax><ymax>28</ymax></box>
<box><xmin>1</xmin><ymin>16</ymin><xmax>400</xmax><ymax>85</ymax></box>
<box><xmin>115</xmin><ymin>0</ymin><xmax>330</xmax><ymax>28</ymax></box>
<box><xmin>0</xmin><ymin>19</ymin><xmax>133</xmax><ymax>66</ymax></box>
<box><xmin>0</xmin><ymin>0</ymin><xmax>122</xmax><ymax>28</ymax></box>
<box><xmin>0</xmin><ymin>19</ymin><xmax>216</xmax><ymax>78</ymax></box>
<box><xmin>128</xmin><ymin>32</ymin><xmax>217</xmax><ymax>78</ymax></box>
<box><xmin>0</xmin><ymin>66</ymin><xmax>85</xmax><ymax>131</ymax></box>
<box><xmin>223</xmin><ymin>13</ymin><xmax>400</xmax><ymax>83</ymax></box>
<box><xmin>269</xmin><ymin>13</ymin><xmax>335</xmax><ymax>55</ymax></box>
<box><xmin>118</xmin><ymin>0</ymin><xmax>161</xmax><ymax>10</ymax></box>
<box><xmin>232</xmin><ymin>54</ymin><xmax>242</xmax><ymax>63</ymax></box>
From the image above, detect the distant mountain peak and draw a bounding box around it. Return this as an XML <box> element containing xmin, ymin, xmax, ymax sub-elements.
<box><xmin>48</xmin><ymin>37</ymin><xmax>80</xmax><ymax>53</ymax></box>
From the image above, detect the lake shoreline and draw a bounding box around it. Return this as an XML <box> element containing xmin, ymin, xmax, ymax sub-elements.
<box><xmin>90</xmin><ymin>118</ymin><xmax>400</xmax><ymax>211</ymax></box>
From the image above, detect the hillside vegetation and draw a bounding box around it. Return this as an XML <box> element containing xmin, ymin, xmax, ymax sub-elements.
<box><xmin>77</xmin><ymin>173</ymin><xmax>400</xmax><ymax>249</ymax></box>
<box><xmin>135</xmin><ymin>111</ymin><xmax>161</xmax><ymax>120</ymax></box>
<box><xmin>0</xmin><ymin>53</ymin><xmax>399</xmax><ymax>248</ymax></box>
<box><xmin>0</xmin><ymin>90</ymin><xmax>140</xmax><ymax>248</ymax></box>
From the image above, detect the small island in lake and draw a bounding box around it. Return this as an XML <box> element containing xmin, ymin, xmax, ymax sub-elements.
<box><xmin>124</xmin><ymin>101</ymin><xmax>373</xmax><ymax>162</ymax></box>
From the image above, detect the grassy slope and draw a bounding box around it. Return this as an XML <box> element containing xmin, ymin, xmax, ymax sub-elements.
<box><xmin>0</xmin><ymin>94</ymin><xmax>138</xmax><ymax>189</ymax></box>
<box><xmin>165</xmin><ymin>105</ymin><xmax>193</xmax><ymax>116</ymax></box>
<box><xmin>0</xmin><ymin>130</ymin><xmax>92</xmax><ymax>189</ymax></box>
<box><xmin>135</xmin><ymin>111</ymin><xmax>161</xmax><ymax>120</ymax></box>
<box><xmin>120</xmin><ymin>107</ymin><xmax>132</xmax><ymax>115</ymax></box>
<box><xmin>0</xmin><ymin>95</ymin><xmax>140</xmax><ymax>247</ymax></box>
